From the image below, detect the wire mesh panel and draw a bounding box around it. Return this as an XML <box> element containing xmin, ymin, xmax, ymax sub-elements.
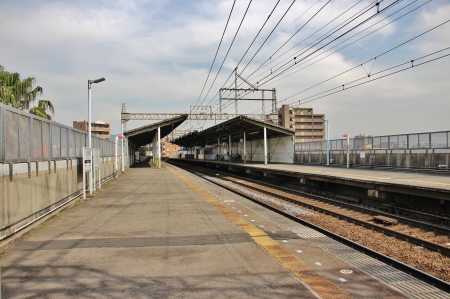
<box><xmin>372</xmin><ymin>137</ymin><xmax>381</xmax><ymax>149</ymax></box>
<box><xmin>42</xmin><ymin>121</ymin><xmax>50</xmax><ymax>159</ymax></box>
<box><xmin>60</xmin><ymin>127</ymin><xmax>68</xmax><ymax>158</ymax></box>
<box><xmin>311</xmin><ymin>141</ymin><xmax>322</xmax><ymax>151</ymax></box>
<box><xmin>389</xmin><ymin>136</ymin><xmax>398</xmax><ymax>149</ymax></box>
<box><xmin>75</xmin><ymin>132</ymin><xmax>82</xmax><ymax>157</ymax></box>
<box><xmin>448</xmin><ymin>132</ymin><xmax>450</xmax><ymax>148</ymax></box>
<box><xmin>5</xmin><ymin>110</ymin><xmax>19</xmax><ymax>160</ymax></box>
<box><xmin>51</xmin><ymin>125</ymin><xmax>61</xmax><ymax>158</ymax></box>
<box><xmin>19</xmin><ymin>115</ymin><xmax>30</xmax><ymax>159</ymax></box>
<box><xmin>3</xmin><ymin>111</ymin><xmax>13</xmax><ymax>158</ymax></box>
<box><xmin>295</xmin><ymin>131</ymin><xmax>450</xmax><ymax>153</ymax></box>
<box><xmin>68</xmin><ymin>129</ymin><xmax>75</xmax><ymax>157</ymax></box>
<box><xmin>431</xmin><ymin>132</ymin><xmax>447</xmax><ymax>148</ymax></box>
<box><xmin>380</xmin><ymin>136</ymin><xmax>389</xmax><ymax>149</ymax></box>
<box><xmin>32</xmin><ymin>119</ymin><xmax>43</xmax><ymax>159</ymax></box>
<box><xmin>408</xmin><ymin>134</ymin><xmax>419</xmax><ymax>149</ymax></box>
<box><xmin>419</xmin><ymin>133</ymin><xmax>430</xmax><ymax>148</ymax></box>
<box><xmin>1</xmin><ymin>104</ymin><xmax>117</xmax><ymax>161</ymax></box>
<box><xmin>398</xmin><ymin>135</ymin><xmax>407</xmax><ymax>149</ymax></box>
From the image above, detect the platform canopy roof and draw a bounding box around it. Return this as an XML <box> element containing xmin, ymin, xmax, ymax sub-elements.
<box><xmin>124</xmin><ymin>115</ymin><xmax>187</xmax><ymax>147</ymax></box>
<box><xmin>173</xmin><ymin>115</ymin><xmax>295</xmax><ymax>148</ymax></box>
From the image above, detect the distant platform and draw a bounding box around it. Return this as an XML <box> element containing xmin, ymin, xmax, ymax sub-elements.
<box><xmin>171</xmin><ymin>159</ymin><xmax>450</xmax><ymax>202</ymax></box>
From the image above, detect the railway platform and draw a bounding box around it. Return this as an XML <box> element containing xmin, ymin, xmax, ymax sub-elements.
<box><xmin>0</xmin><ymin>163</ymin><xmax>446</xmax><ymax>298</ymax></box>
<box><xmin>173</xmin><ymin>159</ymin><xmax>450</xmax><ymax>192</ymax></box>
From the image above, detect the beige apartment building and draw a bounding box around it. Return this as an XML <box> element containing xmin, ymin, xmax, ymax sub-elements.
<box><xmin>277</xmin><ymin>104</ymin><xmax>325</xmax><ymax>143</ymax></box>
<box><xmin>73</xmin><ymin>120</ymin><xmax>111</xmax><ymax>140</ymax></box>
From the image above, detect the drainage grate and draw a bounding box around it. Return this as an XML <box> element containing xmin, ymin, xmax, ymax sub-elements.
<box><xmin>180</xmin><ymin>169</ymin><xmax>450</xmax><ymax>299</ymax></box>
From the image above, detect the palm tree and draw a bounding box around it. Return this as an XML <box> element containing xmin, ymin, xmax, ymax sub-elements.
<box><xmin>0</xmin><ymin>65</ymin><xmax>54</xmax><ymax>119</ymax></box>
<box><xmin>29</xmin><ymin>100</ymin><xmax>55</xmax><ymax>120</ymax></box>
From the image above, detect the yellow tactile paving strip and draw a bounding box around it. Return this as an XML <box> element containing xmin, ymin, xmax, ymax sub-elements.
<box><xmin>166</xmin><ymin>164</ymin><xmax>353</xmax><ymax>299</ymax></box>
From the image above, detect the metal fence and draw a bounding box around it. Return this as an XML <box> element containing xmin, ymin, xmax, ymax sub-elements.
<box><xmin>295</xmin><ymin>131</ymin><xmax>450</xmax><ymax>152</ymax></box>
<box><xmin>1</xmin><ymin>103</ymin><xmax>120</xmax><ymax>163</ymax></box>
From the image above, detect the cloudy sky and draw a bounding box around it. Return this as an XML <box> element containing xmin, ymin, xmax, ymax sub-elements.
<box><xmin>1</xmin><ymin>0</ymin><xmax>449</xmax><ymax>139</ymax></box>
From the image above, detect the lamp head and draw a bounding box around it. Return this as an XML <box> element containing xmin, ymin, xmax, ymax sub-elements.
<box><xmin>90</xmin><ymin>77</ymin><xmax>105</xmax><ymax>84</ymax></box>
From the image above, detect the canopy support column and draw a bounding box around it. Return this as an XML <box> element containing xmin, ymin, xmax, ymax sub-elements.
<box><xmin>229</xmin><ymin>135</ymin><xmax>232</xmax><ymax>160</ymax></box>
<box><xmin>264</xmin><ymin>126</ymin><xmax>267</xmax><ymax>165</ymax></box>
<box><xmin>243</xmin><ymin>132</ymin><xmax>247</xmax><ymax>163</ymax></box>
<box><xmin>157</xmin><ymin>126</ymin><xmax>161</xmax><ymax>168</ymax></box>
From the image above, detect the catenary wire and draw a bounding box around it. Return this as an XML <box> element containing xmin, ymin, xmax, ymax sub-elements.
<box><xmin>193</xmin><ymin>0</ymin><xmax>236</xmax><ymax>111</ymax></box>
<box><xmin>217</xmin><ymin>0</ymin><xmax>403</xmax><ymax>114</ymax></box>
<box><xmin>236</xmin><ymin>0</ymin><xmax>428</xmax><ymax>114</ymax></box>
<box><xmin>220</xmin><ymin>1</ymin><xmax>436</xmax><ymax>115</ymax></box>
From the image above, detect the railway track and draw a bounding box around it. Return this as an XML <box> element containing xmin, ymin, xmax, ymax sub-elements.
<box><xmin>168</xmin><ymin>161</ymin><xmax>450</xmax><ymax>290</ymax></box>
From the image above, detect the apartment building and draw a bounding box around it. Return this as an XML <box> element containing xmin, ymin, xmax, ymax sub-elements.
<box><xmin>73</xmin><ymin>120</ymin><xmax>111</xmax><ymax>140</ymax></box>
<box><xmin>162</xmin><ymin>142</ymin><xmax>180</xmax><ymax>158</ymax></box>
<box><xmin>277</xmin><ymin>104</ymin><xmax>325</xmax><ymax>143</ymax></box>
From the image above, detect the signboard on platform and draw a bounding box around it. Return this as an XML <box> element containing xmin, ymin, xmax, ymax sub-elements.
<box><xmin>94</xmin><ymin>148</ymin><xmax>101</xmax><ymax>169</ymax></box>
<box><xmin>83</xmin><ymin>147</ymin><xmax>92</xmax><ymax>172</ymax></box>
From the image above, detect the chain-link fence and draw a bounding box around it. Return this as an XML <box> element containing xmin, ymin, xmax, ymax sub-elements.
<box><xmin>295</xmin><ymin>131</ymin><xmax>450</xmax><ymax>152</ymax></box>
<box><xmin>1</xmin><ymin>103</ymin><xmax>121</xmax><ymax>163</ymax></box>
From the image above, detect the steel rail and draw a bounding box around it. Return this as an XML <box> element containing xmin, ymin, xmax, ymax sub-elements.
<box><xmin>201</xmin><ymin>174</ymin><xmax>450</xmax><ymax>293</ymax></box>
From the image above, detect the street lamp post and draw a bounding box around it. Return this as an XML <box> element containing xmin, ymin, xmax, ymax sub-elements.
<box><xmin>342</xmin><ymin>133</ymin><xmax>350</xmax><ymax>168</ymax></box>
<box><xmin>88</xmin><ymin>77</ymin><xmax>105</xmax><ymax>193</ymax></box>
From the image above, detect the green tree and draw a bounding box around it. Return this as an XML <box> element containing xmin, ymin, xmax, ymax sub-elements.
<box><xmin>0</xmin><ymin>65</ymin><xmax>54</xmax><ymax>119</ymax></box>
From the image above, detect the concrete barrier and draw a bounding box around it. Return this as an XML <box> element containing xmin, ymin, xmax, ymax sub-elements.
<box><xmin>0</xmin><ymin>157</ymin><xmax>122</xmax><ymax>249</ymax></box>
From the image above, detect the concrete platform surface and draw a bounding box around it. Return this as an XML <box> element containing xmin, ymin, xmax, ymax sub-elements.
<box><xmin>0</xmin><ymin>163</ymin><xmax>411</xmax><ymax>298</ymax></box>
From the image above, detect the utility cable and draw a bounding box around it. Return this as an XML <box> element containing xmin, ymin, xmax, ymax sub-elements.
<box><xmin>197</xmin><ymin>0</ymin><xmax>282</xmax><ymax>110</ymax></box>
<box><xmin>217</xmin><ymin>0</ymin><xmax>400</xmax><ymax>113</ymax></box>
<box><xmin>292</xmin><ymin>47</ymin><xmax>450</xmax><ymax>107</ymax></box>
<box><xmin>200</xmin><ymin>0</ymin><xmax>253</xmax><ymax>104</ymax></box>
<box><xmin>259</xmin><ymin>0</ymin><xmax>401</xmax><ymax>85</ymax></box>
<box><xmin>238</xmin><ymin>0</ymin><xmax>297</xmax><ymax>76</ymax></box>
<box><xmin>216</xmin><ymin>0</ymin><xmax>386</xmax><ymax>112</ymax></box>
<box><xmin>248</xmin><ymin>0</ymin><xmax>369</xmax><ymax>82</ymax></box>
<box><xmin>225</xmin><ymin>4</ymin><xmax>440</xmax><ymax>115</ymax></box>
<box><xmin>193</xmin><ymin>0</ymin><xmax>236</xmax><ymax>111</ymax></box>
<box><xmin>270</xmin><ymin>0</ymin><xmax>426</xmax><ymax>87</ymax></box>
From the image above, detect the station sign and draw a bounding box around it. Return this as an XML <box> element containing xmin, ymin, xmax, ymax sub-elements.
<box><xmin>83</xmin><ymin>147</ymin><xmax>92</xmax><ymax>172</ymax></box>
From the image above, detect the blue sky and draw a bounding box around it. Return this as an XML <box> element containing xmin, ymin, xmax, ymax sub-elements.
<box><xmin>1</xmin><ymin>0</ymin><xmax>449</xmax><ymax>139</ymax></box>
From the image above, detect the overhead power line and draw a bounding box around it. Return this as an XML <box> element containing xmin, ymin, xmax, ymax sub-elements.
<box><xmin>280</xmin><ymin>16</ymin><xmax>450</xmax><ymax>107</ymax></box>
<box><xmin>225</xmin><ymin>3</ymin><xmax>440</xmax><ymax>115</ymax></box>
<box><xmin>217</xmin><ymin>0</ymin><xmax>387</xmax><ymax>113</ymax></box>
<box><xmin>218</xmin><ymin>0</ymin><xmax>403</xmax><ymax>113</ymax></box>
<box><xmin>198</xmin><ymin>0</ymin><xmax>282</xmax><ymax>110</ymax></box>
<box><xmin>269</xmin><ymin>0</ymin><xmax>427</xmax><ymax>87</ymax></box>
<box><xmin>193</xmin><ymin>0</ymin><xmax>236</xmax><ymax>112</ymax></box>
<box><xmin>292</xmin><ymin>47</ymin><xmax>450</xmax><ymax>107</ymax></box>
<box><xmin>206</xmin><ymin>0</ymin><xmax>327</xmax><ymax>112</ymax></box>
<box><xmin>201</xmin><ymin>0</ymin><xmax>299</xmax><ymax>111</ymax></box>
<box><xmin>238</xmin><ymin>0</ymin><xmax>297</xmax><ymax>76</ymax></box>
<box><xmin>258</xmin><ymin>0</ymin><xmax>402</xmax><ymax>85</ymax></box>
<box><xmin>199</xmin><ymin>0</ymin><xmax>253</xmax><ymax>105</ymax></box>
